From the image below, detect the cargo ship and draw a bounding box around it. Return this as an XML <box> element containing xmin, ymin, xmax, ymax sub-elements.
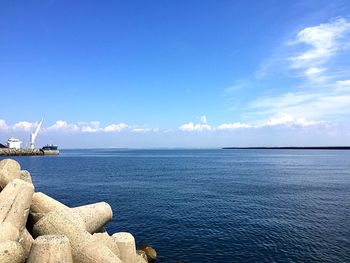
<box><xmin>41</xmin><ymin>144</ymin><xmax>58</xmax><ymax>151</ymax></box>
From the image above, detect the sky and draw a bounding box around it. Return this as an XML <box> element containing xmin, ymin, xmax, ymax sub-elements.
<box><xmin>1</xmin><ymin>0</ymin><xmax>350</xmax><ymax>148</ymax></box>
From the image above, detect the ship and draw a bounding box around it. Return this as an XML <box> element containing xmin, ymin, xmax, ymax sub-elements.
<box><xmin>41</xmin><ymin>144</ymin><xmax>58</xmax><ymax>151</ymax></box>
<box><xmin>7</xmin><ymin>137</ymin><xmax>22</xmax><ymax>149</ymax></box>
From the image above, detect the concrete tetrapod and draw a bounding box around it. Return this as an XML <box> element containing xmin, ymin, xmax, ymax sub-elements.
<box><xmin>93</xmin><ymin>232</ymin><xmax>120</xmax><ymax>257</ymax></box>
<box><xmin>0</xmin><ymin>179</ymin><xmax>34</xmax><ymax>232</ymax></box>
<box><xmin>136</xmin><ymin>254</ymin><xmax>148</xmax><ymax>263</ymax></box>
<box><xmin>136</xmin><ymin>250</ymin><xmax>148</xmax><ymax>263</ymax></box>
<box><xmin>27</xmin><ymin>235</ymin><xmax>73</xmax><ymax>263</ymax></box>
<box><xmin>33</xmin><ymin>211</ymin><xmax>122</xmax><ymax>263</ymax></box>
<box><xmin>112</xmin><ymin>232</ymin><xmax>137</xmax><ymax>263</ymax></box>
<box><xmin>0</xmin><ymin>159</ymin><xmax>21</xmax><ymax>189</ymax></box>
<box><xmin>19</xmin><ymin>228</ymin><xmax>34</xmax><ymax>258</ymax></box>
<box><xmin>0</xmin><ymin>222</ymin><xmax>20</xmax><ymax>242</ymax></box>
<box><xmin>19</xmin><ymin>170</ymin><xmax>33</xmax><ymax>184</ymax></box>
<box><xmin>72</xmin><ymin>202</ymin><xmax>113</xmax><ymax>233</ymax></box>
<box><xmin>30</xmin><ymin>192</ymin><xmax>113</xmax><ymax>233</ymax></box>
<box><xmin>0</xmin><ymin>241</ymin><xmax>26</xmax><ymax>263</ymax></box>
<box><xmin>30</xmin><ymin>192</ymin><xmax>85</xmax><ymax>229</ymax></box>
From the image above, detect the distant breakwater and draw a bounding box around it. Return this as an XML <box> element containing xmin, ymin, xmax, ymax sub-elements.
<box><xmin>0</xmin><ymin>149</ymin><xmax>59</xmax><ymax>156</ymax></box>
<box><xmin>222</xmin><ymin>146</ymin><xmax>350</xmax><ymax>150</ymax></box>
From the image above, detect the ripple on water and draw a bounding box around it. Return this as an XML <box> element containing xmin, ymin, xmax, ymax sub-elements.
<box><xmin>8</xmin><ymin>149</ymin><xmax>350</xmax><ymax>262</ymax></box>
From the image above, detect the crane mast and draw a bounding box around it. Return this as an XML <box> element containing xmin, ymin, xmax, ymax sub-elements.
<box><xmin>30</xmin><ymin>118</ymin><xmax>43</xmax><ymax>149</ymax></box>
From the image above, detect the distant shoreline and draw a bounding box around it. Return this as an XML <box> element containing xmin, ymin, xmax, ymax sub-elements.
<box><xmin>222</xmin><ymin>146</ymin><xmax>350</xmax><ymax>150</ymax></box>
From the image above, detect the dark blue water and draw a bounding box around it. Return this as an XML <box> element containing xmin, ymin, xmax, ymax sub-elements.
<box><xmin>3</xmin><ymin>149</ymin><xmax>350</xmax><ymax>262</ymax></box>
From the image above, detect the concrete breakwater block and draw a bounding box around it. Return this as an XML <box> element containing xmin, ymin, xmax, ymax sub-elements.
<box><xmin>18</xmin><ymin>228</ymin><xmax>34</xmax><ymax>258</ymax></box>
<box><xmin>112</xmin><ymin>232</ymin><xmax>137</xmax><ymax>263</ymax></box>
<box><xmin>19</xmin><ymin>170</ymin><xmax>33</xmax><ymax>184</ymax></box>
<box><xmin>93</xmin><ymin>232</ymin><xmax>120</xmax><ymax>257</ymax></box>
<box><xmin>30</xmin><ymin>192</ymin><xmax>85</xmax><ymax>229</ymax></box>
<box><xmin>0</xmin><ymin>179</ymin><xmax>34</xmax><ymax>233</ymax></box>
<box><xmin>33</xmin><ymin>211</ymin><xmax>122</xmax><ymax>263</ymax></box>
<box><xmin>0</xmin><ymin>241</ymin><xmax>26</xmax><ymax>263</ymax></box>
<box><xmin>30</xmin><ymin>192</ymin><xmax>113</xmax><ymax>233</ymax></box>
<box><xmin>72</xmin><ymin>202</ymin><xmax>113</xmax><ymax>233</ymax></box>
<box><xmin>0</xmin><ymin>222</ymin><xmax>20</xmax><ymax>242</ymax></box>
<box><xmin>136</xmin><ymin>250</ymin><xmax>149</xmax><ymax>263</ymax></box>
<box><xmin>0</xmin><ymin>159</ymin><xmax>21</xmax><ymax>189</ymax></box>
<box><xmin>27</xmin><ymin>235</ymin><xmax>73</xmax><ymax>263</ymax></box>
<box><xmin>136</xmin><ymin>255</ymin><xmax>148</xmax><ymax>263</ymax></box>
<box><xmin>0</xmin><ymin>158</ymin><xmax>156</xmax><ymax>262</ymax></box>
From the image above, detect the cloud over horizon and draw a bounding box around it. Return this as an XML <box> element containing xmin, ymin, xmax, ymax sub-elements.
<box><xmin>245</xmin><ymin>17</ymin><xmax>350</xmax><ymax>124</ymax></box>
<box><xmin>0</xmin><ymin>112</ymin><xmax>328</xmax><ymax>136</ymax></box>
<box><xmin>0</xmin><ymin>119</ymin><xmax>154</xmax><ymax>134</ymax></box>
<box><xmin>178</xmin><ymin>114</ymin><xmax>326</xmax><ymax>132</ymax></box>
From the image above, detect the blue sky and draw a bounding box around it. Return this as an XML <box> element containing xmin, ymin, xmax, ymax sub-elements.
<box><xmin>1</xmin><ymin>0</ymin><xmax>350</xmax><ymax>148</ymax></box>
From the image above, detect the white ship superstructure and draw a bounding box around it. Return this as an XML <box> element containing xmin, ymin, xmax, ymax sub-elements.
<box><xmin>7</xmin><ymin>137</ymin><xmax>22</xmax><ymax>149</ymax></box>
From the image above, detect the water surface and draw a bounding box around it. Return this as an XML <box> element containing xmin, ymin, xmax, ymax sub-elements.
<box><xmin>5</xmin><ymin>149</ymin><xmax>350</xmax><ymax>262</ymax></box>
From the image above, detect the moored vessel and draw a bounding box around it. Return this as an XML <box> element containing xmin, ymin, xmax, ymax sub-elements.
<box><xmin>41</xmin><ymin>144</ymin><xmax>58</xmax><ymax>151</ymax></box>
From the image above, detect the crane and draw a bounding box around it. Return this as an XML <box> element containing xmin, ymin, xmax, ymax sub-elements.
<box><xmin>30</xmin><ymin>118</ymin><xmax>43</xmax><ymax>149</ymax></box>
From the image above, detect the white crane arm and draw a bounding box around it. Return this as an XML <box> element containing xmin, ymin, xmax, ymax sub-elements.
<box><xmin>31</xmin><ymin>118</ymin><xmax>43</xmax><ymax>142</ymax></box>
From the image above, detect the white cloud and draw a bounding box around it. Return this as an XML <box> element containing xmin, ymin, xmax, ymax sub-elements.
<box><xmin>46</xmin><ymin>121</ymin><xmax>80</xmax><ymax>132</ymax></box>
<box><xmin>12</xmin><ymin>121</ymin><xmax>36</xmax><ymax>132</ymax></box>
<box><xmin>200</xmin><ymin>115</ymin><xmax>207</xmax><ymax>124</ymax></box>
<box><xmin>250</xmin><ymin>92</ymin><xmax>318</xmax><ymax>110</ymax></box>
<box><xmin>335</xmin><ymin>79</ymin><xmax>350</xmax><ymax>92</ymax></box>
<box><xmin>217</xmin><ymin>123</ymin><xmax>251</xmax><ymax>130</ymax></box>
<box><xmin>305</xmin><ymin>67</ymin><xmax>326</xmax><ymax>76</ymax></box>
<box><xmin>132</xmin><ymin>128</ymin><xmax>159</xmax><ymax>133</ymax></box>
<box><xmin>246</xmin><ymin>18</ymin><xmax>350</xmax><ymax>124</ymax></box>
<box><xmin>79</xmin><ymin>121</ymin><xmax>101</xmax><ymax>133</ymax></box>
<box><xmin>249</xmin><ymin>89</ymin><xmax>350</xmax><ymax>120</ymax></box>
<box><xmin>178</xmin><ymin>114</ymin><xmax>324</xmax><ymax>132</ymax></box>
<box><xmin>103</xmin><ymin>123</ymin><xmax>128</xmax><ymax>132</ymax></box>
<box><xmin>260</xmin><ymin>113</ymin><xmax>324</xmax><ymax>127</ymax></box>
<box><xmin>178</xmin><ymin>115</ymin><xmax>212</xmax><ymax>131</ymax></box>
<box><xmin>178</xmin><ymin>122</ymin><xmax>196</xmax><ymax>131</ymax></box>
<box><xmin>45</xmin><ymin>121</ymin><xmax>129</xmax><ymax>133</ymax></box>
<box><xmin>81</xmin><ymin>126</ymin><xmax>100</xmax><ymax>133</ymax></box>
<box><xmin>0</xmin><ymin>120</ymin><xmax>9</xmax><ymax>131</ymax></box>
<box><xmin>290</xmin><ymin>18</ymin><xmax>350</xmax><ymax>69</ymax></box>
<box><xmin>304</xmin><ymin>67</ymin><xmax>327</xmax><ymax>82</ymax></box>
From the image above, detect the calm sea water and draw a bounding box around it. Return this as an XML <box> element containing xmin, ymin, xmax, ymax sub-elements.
<box><xmin>3</xmin><ymin>149</ymin><xmax>350</xmax><ymax>262</ymax></box>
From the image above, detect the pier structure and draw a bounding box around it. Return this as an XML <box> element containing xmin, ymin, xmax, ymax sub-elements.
<box><xmin>0</xmin><ymin>148</ymin><xmax>59</xmax><ymax>156</ymax></box>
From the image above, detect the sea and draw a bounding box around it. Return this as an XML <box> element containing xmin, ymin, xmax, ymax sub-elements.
<box><xmin>4</xmin><ymin>149</ymin><xmax>350</xmax><ymax>262</ymax></box>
